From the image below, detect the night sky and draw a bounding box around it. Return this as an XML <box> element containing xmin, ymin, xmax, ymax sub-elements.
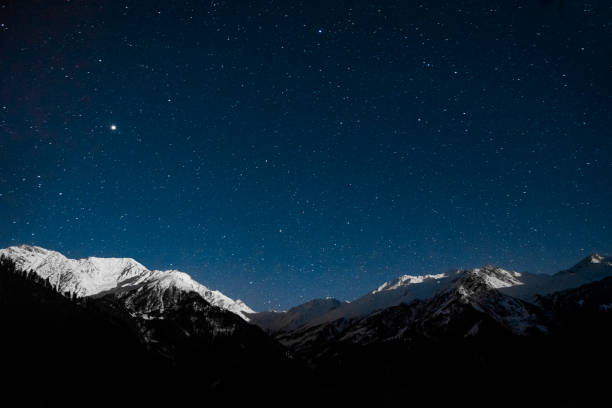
<box><xmin>1</xmin><ymin>1</ymin><xmax>611</xmax><ymax>311</ymax></box>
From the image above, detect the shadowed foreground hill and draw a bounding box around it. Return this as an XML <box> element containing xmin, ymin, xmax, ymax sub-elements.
<box><xmin>2</xmin><ymin>250</ymin><xmax>611</xmax><ymax>406</ymax></box>
<box><xmin>0</xmin><ymin>257</ymin><xmax>162</xmax><ymax>405</ymax></box>
<box><xmin>0</xmin><ymin>256</ymin><xmax>320</xmax><ymax>406</ymax></box>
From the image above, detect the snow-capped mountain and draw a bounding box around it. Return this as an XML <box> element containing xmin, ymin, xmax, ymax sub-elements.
<box><xmin>421</xmin><ymin>267</ymin><xmax>545</xmax><ymax>335</ymax></box>
<box><xmin>0</xmin><ymin>245</ymin><xmax>254</xmax><ymax>320</ymax></box>
<box><xmin>272</xmin><ymin>260</ymin><xmax>612</xmax><ymax>406</ymax></box>
<box><xmin>248</xmin><ymin>297</ymin><xmax>345</xmax><ymax>333</ymax></box>
<box><xmin>274</xmin><ymin>266</ymin><xmax>545</xmax><ymax>355</ymax></box>
<box><xmin>328</xmin><ymin>269</ymin><xmax>543</xmax><ymax>345</ymax></box>
<box><xmin>0</xmin><ymin>254</ymin><xmax>318</xmax><ymax>404</ymax></box>
<box><xmin>306</xmin><ymin>272</ymin><xmax>455</xmax><ymax>327</ymax></box>
<box><xmin>253</xmin><ymin>272</ymin><xmax>459</xmax><ymax>332</ymax></box>
<box><xmin>266</xmin><ymin>254</ymin><xmax>612</xmax><ymax>367</ymax></box>
<box><xmin>1</xmin><ymin>245</ymin><xmax>610</xmax><ymax>405</ymax></box>
<box><xmin>258</xmin><ymin>266</ymin><xmax>528</xmax><ymax>330</ymax></box>
<box><xmin>499</xmin><ymin>253</ymin><xmax>612</xmax><ymax>300</ymax></box>
<box><xmin>253</xmin><ymin>254</ymin><xmax>612</xmax><ymax>331</ymax></box>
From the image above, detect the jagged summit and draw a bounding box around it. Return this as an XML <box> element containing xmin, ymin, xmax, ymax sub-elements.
<box><xmin>466</xmin><ymin>266</ymin><xmax>524</xmax><ymax>289</ymax></box>
<box><xmin>372</xmin><ymin>273</ymin><xmax>448</xmax><ymax>294</ymax></box>
<box><xmin>547</xmin><ymin>252</ymin><xmax>612</xmax><ymax>292</ymax></box>
<box><xmin>0</xmin><ymin>244</ymin><xmax>254</xmax><ymax>320</ymax></box>
<box><xmin>592</xmin><ymin>252</ymin><xmax>610</xmax><ymax>261</ymax></box>
<box><xmin>576</xmin><ymin>252</ymin><xmax>611</xmax><ymax>267</ymax></box>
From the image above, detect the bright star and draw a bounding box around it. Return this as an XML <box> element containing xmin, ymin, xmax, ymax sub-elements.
<box><xmin>110</xmin><ymin>124</ymin><xmax>117</xmax><ymax>131</ymax></box>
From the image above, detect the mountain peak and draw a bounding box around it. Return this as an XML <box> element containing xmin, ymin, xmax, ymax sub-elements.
<box><xmin>373</xmin><ymin>273</ymin><xmax>448</xmax><ymax>294</ymax></box>
<box><xmin>588</xmin><ymin>253</ymin><xmax>609</xmax><ymax>264</ymax></box>
<box><xmin>0</xmin><ymin>245</ymin><xmax>253</xmax><ymax>320</ymax></box>
<box><xmin>16</xmin><ymin>244</ymin><xmax>51</xmax><ymax>254</ymax></box>
<box><xmin>562</xmin><ymin>252</ymin><xmax>612</xmax><ymax>274</ymax></box>
<box><xmin>469</xmin><ymin>266</ymin><xmax>524</xmax><ymax>289</ymax></box>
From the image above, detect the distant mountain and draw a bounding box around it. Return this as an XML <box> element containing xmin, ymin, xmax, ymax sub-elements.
<box><xmin>343</xmin><ymin>266</ymin><xmax>546</xmax><ymax>343</ymax></box>
<box><xmin>268</xmin><ymin>255</ymin><xmax>612</xmax><ymax>352</ymax></box>
<box><xmin>0</xmin><ymin>244</ymin><xmax>253</xmax><ymax>320</ymax></box>
<box><xmin>500</xmin><ymin>253</ymin><xmax>612</xmax><ymax>300</ymax></box>
<box><xmin>266</xmin><ymin>256</ymin><xmax>612</xmax><ymax>405</ymax></box>
<box><xmin>248</xmin><ymin>297</ymin><xmax>345</xmax><ymax>333</ymax></box>
<box><xmin>536</xmin><ymin>274</ymin><xmax>612</xmax><ymax>338</ymax></box>
<box><xmin>2</xmin><ymin>244</ymin><xmax>611</xmax><ymax>405</ymax></box>
<box><xmin>251</xmin><ymin>253</ymin><xmax>612</xmax><ymax>332</ymax></box>
<box><xmin>274</xmin><ymin>266</ymin><xmax>547</xmax><ymax>357</ymax></box>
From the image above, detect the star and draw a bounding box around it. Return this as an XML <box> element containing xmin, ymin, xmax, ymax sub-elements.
<box><xmin>110</xmin><ymin>124</ymin><xmax>117</xmax><ymax>131</ymax></box>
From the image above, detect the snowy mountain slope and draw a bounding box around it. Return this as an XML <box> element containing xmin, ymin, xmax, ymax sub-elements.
<box><xmin>0</xmin><ymin>245</ymin><xmax>150</xmax><ymax>296</ymax></box>
<box><xmin>275</xmin><ymin>266</ymin><xmax>544</xmax><ymax>353</ymax></box>
<box><xmin>305</xmin><ymin>272</ymin><xmax>455</xmax><ymax>327</ymax></box>
<box><xmin>272</xmin><ymin>255</ymin><xmax>612</xmax><ymax>360</ymax></box>
<box><xmin>338</xmin><ymin>282</ymin><xmax>542</xmax><ymax>346</ymax></box>
<box><xmin>0</xmin><ymin>245</ymin><xmax>254</xmax><ymax>320</ymax></box>
<box><xmin>249</xmin><ymin>272</ymin><xmax>458</xmax><ymax>331</ymax></box>
<box><xmin>253</xmin><ymin>254</ymin><xmax>612</xmax><ymax>332</ymax></box>
<box><xmin>421</xmin><ymin>267</ymin><xmax>545</xmax><ymax>336</ymax></box>
<box><xmin>550</xmin><ymin>253</ymin><xmax>612</xmax><ymax>288</ymax></box>
<box><xmin>264</xmin><ymin>267</ymin><xmax>524</xmax><ymax>329</ymax></box>
<box><xmin>276</xmin><ymin>269</ymin><xmax>612</xmax><ymax>406</ymax></box>
<box><xmin>248</xmin><ymin>297</ymin><xmax>345</xmax><ymax>333</ymax></box>
<box><xmin>0</xmin><ymin>256</ymin><xmax>321</xmax><ymax>404</ymax></box>
<box><xmin>500</xmin><ymin>253</ymin><xmax>612</xmax><ymax>300</ymax></box>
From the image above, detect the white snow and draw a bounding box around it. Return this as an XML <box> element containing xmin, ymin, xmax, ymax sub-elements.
<box><xmin>0</xmin><ymin>245</ymin><xmax>254</xmax><ymax>320</ymax></box>
<box><xmin>501</xmin><ymin>253</ymin><xmax>612</xmax><ymax>300</ymax></box>
<box><xmin>471</xmin><ymin>267</ymin><xmax>524</xmax><ymax>289</ymax></box>
<box><xmin>373</xmin><ymin>273</ymin><xmax>448</xmax><ymax>293</ymax></box>
<box><xmin>257</xmin><ymin>255</ymin><xmax>612</xmax><ymax>332</ymax></box>
<box><xmin>303</xmin><ymin>271</ymin><xmax>455</xmax><ymax>327</ymax></box>
<box><xmin>589</xmin><ymin>253</ymin><xmax>607</xmax><ymax>264</ymax></box>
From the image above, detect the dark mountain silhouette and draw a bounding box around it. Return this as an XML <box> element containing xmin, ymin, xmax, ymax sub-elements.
<box><xmin>1</xmin><ymin>249</ymin><xmax>611</xmax><ymax>406</ymax></box>
<box><xmin>0</xmin><ymin>256</ymin><xmax>320</xmax><ymax>406</ymax></box>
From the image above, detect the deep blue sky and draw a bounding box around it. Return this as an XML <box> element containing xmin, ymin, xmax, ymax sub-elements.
<box><xmin>1</xmin><ymin>1</ymin><xmax>611</xmax><ymax>310</ymax></box>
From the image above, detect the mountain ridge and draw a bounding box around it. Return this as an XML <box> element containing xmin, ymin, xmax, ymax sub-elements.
<box><xmin>251</xmin><ymin>253</ymin><xmax>611</xmax><ymax>334</ymax></box>
<box><xmin>0</xmin><ymin>244</ymin><xmax>254</xmax><ymax>320</ymax></box>
<box><xmin>1</xmin><ymin>244</ymin><xmax>610</xmax><ymax>405</ymax></box>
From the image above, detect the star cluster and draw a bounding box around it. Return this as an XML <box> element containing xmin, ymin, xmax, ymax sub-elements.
<box><xmin>1</xmin><ymin>1</ymin><xmax>611</xmax><ymax>310</ymax></box>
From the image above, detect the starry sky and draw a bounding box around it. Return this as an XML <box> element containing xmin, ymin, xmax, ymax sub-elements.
<box><xmin>1</xmin><ymin>0</ymin><xmax>611</xmax><ymax>310</ymax></box>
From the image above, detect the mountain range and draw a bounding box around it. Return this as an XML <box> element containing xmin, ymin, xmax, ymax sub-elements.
<box><xmin>0</xmin><ymin>245</ymin><xmax>253</xmax><ymax>320</ymax></box>
<box><xmin>1</xmin><ymin>244</ymin><xmax>611</xmax><ymax>406</ymax></box>
<box><xmin>0</xmin><ymin>245</ymin><xmax>316</xmax><ymax>406</ymax></box>
<box><xmin>249</xmin><ymin>253</ymin><xmax>611</xmax><ymax>334</ymax></box>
